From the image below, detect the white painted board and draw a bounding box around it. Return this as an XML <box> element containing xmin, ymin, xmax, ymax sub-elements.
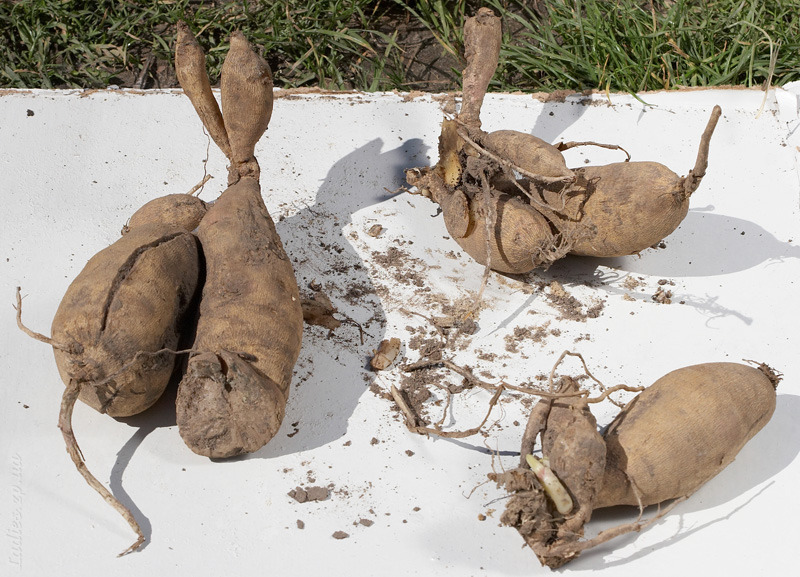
<box><xmin>1</xmin><ymin>86</ymin><xmax>798</xmax><ymax>576</ymax></box>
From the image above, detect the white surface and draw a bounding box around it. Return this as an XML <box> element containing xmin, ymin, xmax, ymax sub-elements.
<box><xmin>1</xmin><ymin>86</ymin><xmax>799</xmax><ymax>576</ymax></box>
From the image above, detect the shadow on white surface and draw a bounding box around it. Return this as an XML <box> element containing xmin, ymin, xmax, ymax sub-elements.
<box><xmin>541</xmin><ymin>209</ymin><xmax>799</xmax><ymax>281</ymax></box>
<box><xmin>254</xmin><ymin>138</ymin><xmax>426</xmax><ymax>458</ymax></box>
<box><xmin>112</xmin><ymin>379</ymin><xmax>181</xmax><ymax>549</ymax></box>
<box><xmin>607</xmin><ymin>209</ymin><xmax>800</xmax><ymax>278</ymax></box>
<box><xmin>189</xmin><ymin>137</ymin><xmax>429</xmax><ymax>461</ymax></box>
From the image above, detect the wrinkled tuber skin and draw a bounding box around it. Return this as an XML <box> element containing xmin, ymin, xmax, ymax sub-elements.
<box><xmin>492</xmin><ymin>377</ymin><xmax>606</xmax><ymax>569</ymax></box>
<box><xmin>596</xmin><ymin>362</ymin><xmax>778</xmax><ymax>508</ymax></box>
<box><xmin>408</xmin><ymin>9</ymin><xmax>722</xmax><ymax>272</ymax></box>
<box><xmin>407</xmin><ymin>164</ymin><xmax>562</xmax><ymax>274</ymax></box>
<box><xmin>51</xmin><ymin>194</ymin><xmax>206</xmax><ymax>417</ymax></box>
<box><xmin>174</xmin><ymin>25</ymin><xmax>303</xmax><ymax>458</ymax></box>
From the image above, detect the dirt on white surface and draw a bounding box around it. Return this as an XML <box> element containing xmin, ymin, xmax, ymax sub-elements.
<box><xmin>1</xmin><ymin>86</ymin><xmax>799</xmax><ymax>576</ymax></box>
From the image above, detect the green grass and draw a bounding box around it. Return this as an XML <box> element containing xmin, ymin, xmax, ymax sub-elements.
<box><xmin>0</xmin><ymin>0</ymin><xmax>400</xmax><ymax>89</ymax></box>
<box><xmin>489</xmin><ymin>0</ymin><xmax>800</xmax><ymax>93</ymax></box>
<box><xmin>1</xmin><ymin>0</ymin><xmax>798</xmax><ymax>92</ymax></box>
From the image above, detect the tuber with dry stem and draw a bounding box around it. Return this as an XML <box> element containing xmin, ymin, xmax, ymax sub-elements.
<box><xmin>16</xmin><ymin>191</ymin><xmax>207</xmax><ymax>554</ymax></box>
<box><xmin>406</xmin><ymin>8</ymin><xmax>574</xmax><ymax>274</ymax></box>
<box><xmin>407</xmin><ymin>8</ymin><xmax>721</xmax><ymax>274</ymax></box>
<box><xmin>493</xmin><ymin>359</ymin><xmax>779</xmax><ymax>568</ymax></box>
<box><xmin>564</xmin><ymin>105</ymin><xmax>722</xmax><ymax>257</ymax></box>
<box><xmin>173</xmin><ymin>24</ymin><xmax>303</xmax><ymax>459</ymax></box>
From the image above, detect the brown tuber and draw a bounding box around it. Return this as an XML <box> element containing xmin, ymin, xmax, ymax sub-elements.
<box><xmin>493</xmin><ymin>360</ymin><xmax>779</xmax><ymax>568</ymax></box>
<box><xmin>596</xmin><ymin>362</ymin><xmax>777</xmax><ymax>508</ymax></box>
<box><xmin>406</xmin><ymin>8</ymin><xmax>721</xmax><ymax>274</ymax></box>
<box><xmin>174</xmin><ymin>24</ymin><xmax>303</xmax><ymax>459</ymax></box>
<box><xmin>566</xmin><ymin>106</ymin><xmax>722</xmax><ymax>257</ymax></box>
<box><xmin>17</xmin><ymin>191</ymin><xmax>207</xmax><ymax>555</ymax></box>
<box><xmin>406</xmin><ymin>9</ymin><xmax>573</xmax><ymax>274</ymax></box>
<box><xmin>50</xmin><ymin>194</ymin><xmax>205</xmax><ymax>417</ymax></box>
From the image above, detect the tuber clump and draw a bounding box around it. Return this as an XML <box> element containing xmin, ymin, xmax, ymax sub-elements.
<box><xmin>407</xmin><ymin>8</ymin><xmax>721</xmax><ymax>274</ymax></box>
<box><xmin>17</xmin><ymin>191</ymin><xmax>207</xmax><ymax>554</ymax></box>
<box><xmin>492</xmin><ymin>360</ymin><xmax>779</xmax><ymax>568</ymax></box>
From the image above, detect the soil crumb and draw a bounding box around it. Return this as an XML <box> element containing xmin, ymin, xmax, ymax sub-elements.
<box><xmin>545</xmin><ymin>280</ymin><xmax>605</xmax><ymax>321</ymax></box>
<box><xmin>288</xmin><ymin>486</ymin><xmax>330</xmax><ymax>503</ymax></box>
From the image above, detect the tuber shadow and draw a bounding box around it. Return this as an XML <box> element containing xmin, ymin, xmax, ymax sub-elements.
<box><xmin>245</xmin><ymin>138</ymin><xmax>427</xmax><ymax>459</ymax></box>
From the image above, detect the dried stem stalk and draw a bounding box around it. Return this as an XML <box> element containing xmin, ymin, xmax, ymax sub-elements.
<box><xmin>681</xmin><ymin>105</ymin><xmax>722</xmax><ymax>197</ymax></box>
<box><xmin>459</xmin><ymin>8</ymin><xmax>502</xmax><ymax>132</ymax></box>
<box><xmin>175</xmin><ymin>21</ymin><xmax>231</xmax><ymax>159</ymax></box>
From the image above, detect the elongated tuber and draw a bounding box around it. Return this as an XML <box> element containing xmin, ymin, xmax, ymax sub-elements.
<box><xmin>174</xmin><ymin>24</ymin><xmax>303</xmax><ymax>459</ymax></box>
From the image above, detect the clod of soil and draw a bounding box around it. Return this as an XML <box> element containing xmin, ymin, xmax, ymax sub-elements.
<box><xmin>288</xmin><ymin>485</ymin><xmax>330</xmax><ymax>503</ymax></box>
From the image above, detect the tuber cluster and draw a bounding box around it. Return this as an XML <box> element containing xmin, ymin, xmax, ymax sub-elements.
<box><xmin>17</xmin><ymin>24</ymin><xmax>304</xmax><ymax>554</ymax></box>
<box><xmin>13</xmin><ymin>8</ymin><xmax>782</xmax><ymax>571</ymax></box>
<box><xmin>407</xmin><ymin>8</ymin><xmax>722</xmax><ymax>274</ymax></box>
<box><xmin>492</xmin><ymin>361</ymin><xmax>779</xmax><ymax>568</ymax></box>
<box><xmin>173</xmin><ymin>23</ymin><xmax>303</xmax><ymax>459</ymax></box>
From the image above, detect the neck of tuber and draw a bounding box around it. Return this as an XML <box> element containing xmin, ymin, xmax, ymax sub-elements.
<box><xmin>228</xmin><ymin>157</ymin><xmax>260</xmax><ymax>186</ymax></box>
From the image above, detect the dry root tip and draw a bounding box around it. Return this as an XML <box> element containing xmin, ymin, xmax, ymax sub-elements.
<box><xmin>186</xmin><ymin>174</ymin><xmax>213</xmax><ymax>196</ymax></box>
<box><xmin>15</xmin><ymin>287</ymin><xmax>77</xmax><ymax>352</ymax></box>
<box><xmin>459</xmin><ymin>8</ymin><xmax>502</xmax><ymax>132</ymax></box>
<box><xmin>744</xmin><ymin>359</ymin><xmax>783</xmax><ymax>389</ymax></box>
<box><xmin>118</xmin><ymin>534</ymin><xmax>146</xmax><ymax>557</ymax></box>
<box><xmin>59</xmin><ymin>381</ymin><xmax>145</xmax><ymax>556</ymax></box>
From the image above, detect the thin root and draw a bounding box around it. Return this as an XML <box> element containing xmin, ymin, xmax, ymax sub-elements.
<box><xmin>547</xmin><ymin>350</ymin><xmax>642</xmax><ymax>406</ymax></box>
<box><xmin>468</xmin><ymin>169</ymin><xmax>495</xmax><ymax>317</ymax></box>
<box><xmin>93</xmin><ymin>347</ymin><xmax>200</xmax><ymax>413</ymax></box>
<box><xmin>548</xmin><ymin>350</ymin><xmax>605</xmax><ymax>392</ymax></box>
<box><xmin>59</xmin><ymin>380</ymin><xmax>145</xmax><ymax>556</ymax></box>
<box><xmin>186</xmin><ymin>174</ymin><xmax>213</xmax><ymax>196</ymax></box>
<box><xmin>556</xmin><ymin>141</ymin><xmax>631</xmax><ymax>162</ymax></box>
<box><xmin>543</xmin><ymin>496</ymin><xmax>688</xmax><ymax>560</ymax></box>
<box><xmin>456</xmin><ymin>127</ymin><xmax>576</xmax><ymax>188</ymax></box>
<box><xmin>404</xmin><ymin>357</ymin><xmax>642</xmax><ymax>403</ymax></box>
<box><xmin>14</xmin><ymin>287</ymin><xmax>75</xmax><ymax>352</ymax></box>
<box><xmin>391</xmin><ymin>383</ymin><xmax>504</xmax><ymax>439</ymax></box>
